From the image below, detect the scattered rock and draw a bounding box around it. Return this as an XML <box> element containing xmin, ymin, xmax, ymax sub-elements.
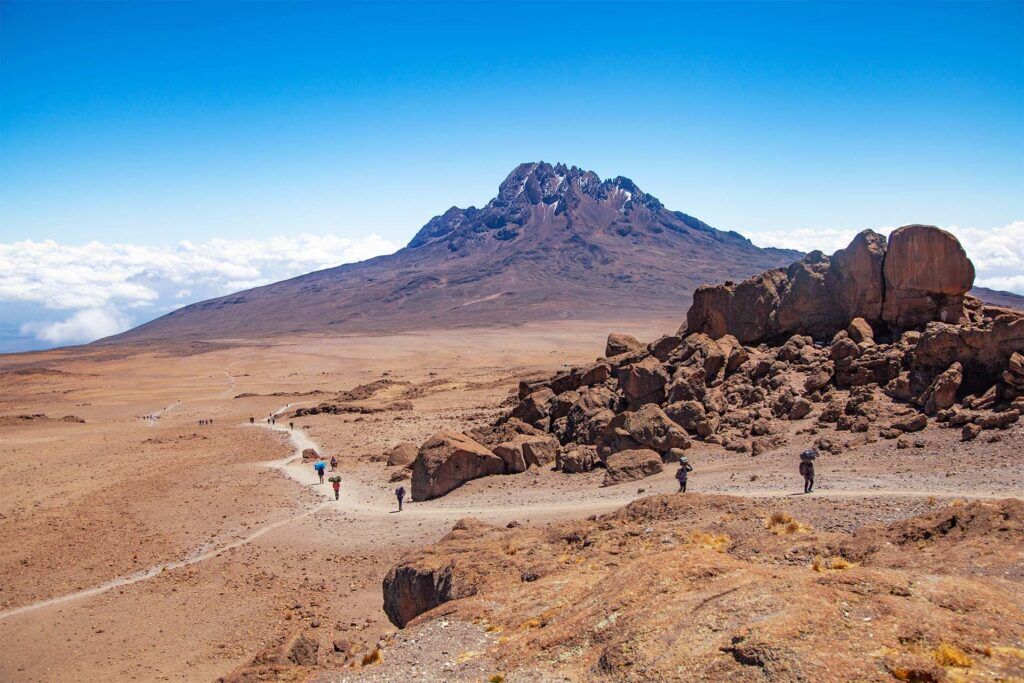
<box><xmin>386</xmin><ymin>442</ymin><xmax>419</xmax><ymax>468</ymax></box>
<box><xmin>602</xmin><ymin>449</ymin><xmax>663</xmax><ymax>486</ymax></box>
<box><xmin>606</xmin><ymin>333</ymin><xmax>644</xmax><ymax>358</ymax></box>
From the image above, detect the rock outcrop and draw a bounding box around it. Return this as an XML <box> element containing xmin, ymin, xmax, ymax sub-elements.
<box><xmin>417</xmin><ymin>224</ymin><xmax>1022</xmax><ymax>498</ymax></box>
<box><xmin>411</xmin><ymin>432</ymin><xmax>505</xmax><ymax>501</ymax></box>
<box><xmin>882</xmin><ymin>225</ymin><xmax>975</xmax><ymax>328</ymax></box>
<box><xmin>687</xmin><ymin>225</ymin><xmax>975</xmax><ymax>344</ymax></box>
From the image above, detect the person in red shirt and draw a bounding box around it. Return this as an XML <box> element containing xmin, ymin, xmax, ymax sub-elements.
<box><xmin>332</xmin><ymin>478</ymin><xmax>341</xmax><ymax>500</ymax></box>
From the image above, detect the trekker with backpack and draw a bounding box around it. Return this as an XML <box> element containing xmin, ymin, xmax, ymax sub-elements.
<box><xmin>676</xmin><ymin>457</ymin><xmax>693</xmax><ymax>492</ymax></box>
<box><xmin>799</xmin><ymin>450</ymin><xmax>816</xmax><ymax>493</ymax></box>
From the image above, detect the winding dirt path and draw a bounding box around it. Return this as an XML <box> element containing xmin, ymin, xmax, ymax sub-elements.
<box><xmin>4</xmin><ymin>401</ymin><xmax>1013</xmax><ymax>623</ymax></box>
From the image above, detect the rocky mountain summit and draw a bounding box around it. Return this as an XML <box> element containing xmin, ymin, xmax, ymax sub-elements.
<box><xmin>402</xmin><ymin>225</ymin><xmax>1023</xmax><ymax>501</ymax></box>
<box><xmin>107</xmin><ymin>162</ymin><xmax>799</xmax><ymax>342</ymax></box>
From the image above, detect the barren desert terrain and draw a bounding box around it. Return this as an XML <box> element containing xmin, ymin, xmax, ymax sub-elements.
<box><xmin>2</xmin><ymin>315</ymin><xmax>1021</xmax><ymax>681</ymax></box>
<box><xmin>1</xmin><ymin>321</ymin><xmax>666</xmax><ymax>680</ymax></box>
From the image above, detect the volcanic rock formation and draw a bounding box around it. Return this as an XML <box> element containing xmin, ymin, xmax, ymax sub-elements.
<box><xmin>686</xmin><ymin>224</ymin><xmax>976</xmax><ymax>344</ymax></box>
<box><xmin>409</xmin><ymin>226</ymin><xmax>1022</xmax><ymax>495</ymax></box>
<box><xmin>106</xmin><ymin>162</ymin><xmax>800</xmax><ymax>343</ymax></box>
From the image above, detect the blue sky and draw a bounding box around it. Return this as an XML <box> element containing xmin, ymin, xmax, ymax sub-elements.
<box><xmin>1</xmin><ymin>1</ymin><xmax>1022</xmax><ymax>351</ymax></box>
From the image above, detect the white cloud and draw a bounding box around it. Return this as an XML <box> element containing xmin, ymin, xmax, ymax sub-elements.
<box><xmin>1</xmin><ymin>233</ymin><xmax>398</xmax><ymax>347</ymax></box>
<box><xmin>19</xmin><ymin>307</ymin><xmax>131</xmax><ymax>345</ymax></box>
<box><xmin>747</xmin><ymin>221</ymin><xmax>1024</xmax><ymax>295</ymax></box>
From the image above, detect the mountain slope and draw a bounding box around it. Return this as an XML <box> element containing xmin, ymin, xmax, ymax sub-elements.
<box><xmin>108</xmin><ymin>162</ymin><xmax>800</xmax><ymax>343</ymax></box>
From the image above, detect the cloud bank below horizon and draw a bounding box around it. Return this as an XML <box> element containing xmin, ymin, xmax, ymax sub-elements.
<box><xmin>0</xmin><ymin>233</ymin><xmax>398</xmax><ymax>350</ymax></box>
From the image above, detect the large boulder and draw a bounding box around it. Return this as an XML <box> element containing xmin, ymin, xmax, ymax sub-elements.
<box><xmin>602</xmin><ymin>449</ymin><xmax>663</xmax><ymax>486</ymax></box>
<box><xmin>687</xmin><ymin>269</ymin><xmax>787</xmax><ymax>343</ymax></box>
<box><xmin>510</xmin><ymin>387</ymin><xmax>555</xmax><ymax>425</ymax></box>
<box><xmin>386</xmin><ymin>441</ymin><xmax>419</xmax><ymax>468</ymax></box>
<box><xmin>920</xmin><ymin>362</ymin><xmax>963</xmax><ymax>415</ymax></box>
<box><xmin>664</xmin><ymin>400</ymin><xmax>718</xmax><ymax>438</ymax></box>
<box><xmin>606</xmin><ymin>333</ymin><xmax>644</xmax><ymax>358</ymax></box>
<box><xmin>882</xmin><ymin>225</ymin><xmax>974</xmax><ymax>329</ymax></box>
<box><xmin>411</xmin><ymin>432</ymin><xmax>505</xmax><ymax>500</ymax></box>
<box><xmin>382</xmin><ymin>518</ymin><xmax>500</xmax><ymax>627</ymax></box>
<box><xmin>492</xmin><ymin>435</ymin><xmax>559</xmax><ymax>473</ymax></box>
<box><xmin>665</xmin><ymin>365</ymin><xmax>707</xmax><ymax>403</ymax></box>
<box><xmin>826</xmin><ymin>230</ymin><xmax>887</xmax><ymax>323</ymax></box>
<box><xmin>617</xmin><ymin>356</ymin><xmax>669</xmax><ymax>408</ymax></box>
<box><xmin>556</xmin><ymin>445</ymin><xmax>598</xmax><ymax>473</ymax></box>
<box><xmin>597</xmin><ymin>404</ymin><xmax>690</xmax><ymax>460</ymax></box>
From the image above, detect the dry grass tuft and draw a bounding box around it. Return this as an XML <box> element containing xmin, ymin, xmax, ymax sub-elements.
<box><xmin>811</xmin><ymin>555</ymin><xmax>857</xmax><ymax>572</ymax></box>
<box><xmin>489</xmin><ymin>675</ymin><xmax>506</xmax><ymax>683</ymax></box>
<box><xmin>688</xmin><ymin>530</ymin><xmax>731</xmax><ymax>552</ymax></box>
<box><xmin>765</xmin><ymin>511</ymin><xmax>811</xmax><ymax>535</ymax></box>
<box><xmin>361</xmin><ymin>648</ymin><xmax>382</xmax><ymax>667</ymax></box>
<box><xmin>933</xmin><ymin>643</ymin><xmax>972</xmax><ymax>668</ymax></box>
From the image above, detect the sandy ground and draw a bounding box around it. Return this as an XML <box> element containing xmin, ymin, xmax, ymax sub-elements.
<box><xmin>1</xmin><ymin>319</ymin><xmax>1021</xmax><ymax>681</ymax></box>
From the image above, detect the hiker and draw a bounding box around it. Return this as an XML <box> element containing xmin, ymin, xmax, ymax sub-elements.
<box><xmin>675</xmin><ymin>457</ymin><xmax>693</xmax><ymax>493</ymax></box>
<box><xmin>396</xmin><ymin>486</ymin><xmax>406</xmax><ymax>512</ymax></box>
<box><xmin>289</xmin><ymin>421</ymin><xmax>294</xmax><ymax>430</ymax></box>
<box><xmin>799</xmin><ymin>450</ymin><xmax>816</xmax><ymax>493</ymax></box>
<box><xmin>330</xmin><ymin>456</ymin><xmax>338</xmax><ymax>471</ymax></box>
<box><xmin>249</xmin><ymin>416</ymin><xmax>254</xmax><ymax>424</ymax></box>
<box><xmin>314</xmin><ymin>460</ymin><xmax>326</xmax><ymax>484</ymax></box>
<box><xmin>332</xmin><ymin>477</ymin><xmax>341</xmax><ymax>500</ymax></box>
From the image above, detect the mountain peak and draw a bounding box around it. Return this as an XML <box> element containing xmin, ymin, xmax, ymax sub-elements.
<box><xmin>408</xmin><ymin>161</ymin><xmax>666</xmax><ymax>249</ymax></box>
<box><xmin>493</xmin><ymin>161</ymin><xmax>661</xmax><ymax>211</ymax></box>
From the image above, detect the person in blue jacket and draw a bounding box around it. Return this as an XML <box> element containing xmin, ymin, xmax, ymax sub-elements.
<box><xmin>314</xmin><ymin>460</ymin><xmax>326</xmax><ymax>484</ymax></box>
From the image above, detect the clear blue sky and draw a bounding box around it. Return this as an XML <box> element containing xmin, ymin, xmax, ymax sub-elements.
<box><xmin>2</xmin><ymin>1</ymin><xmax>1022</xmax><ymax>246</ymax></box>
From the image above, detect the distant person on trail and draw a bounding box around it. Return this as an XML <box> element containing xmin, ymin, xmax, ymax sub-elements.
<box><xmin>332</xmin><ymin>477</ymin><xmax>341</xmax><ymax>500</ymax></box>
<box><xmin>314</xmin><ymin>460</ymin><xmax>326</xmax><ymax>484</ymax></box>
<box><xmin>676</xmin><ymin>458</ymin><xmax>693</xmax><ymax>493</ymax></box>
<box><xmin>289</xmin><ymin>421</ymin><xmax>294</xmax><ymax>430</ymax></box>
<box><xmin>330</xmin><ymin>456</ymin><xmax>338</xmax><ymax>471</ymax></box>
<box><xmin>396</xmin><ymin>486</ymin><xmax>406</xmax><ymax>512</ymax></box>
<box><xmin>799</xmin><ymin>450</ymin><xmax>816</xmax><ymax>493</ymax></box>
<box><xmin>249</xmin><ymin>416</ymin><xmax>254</xmax><ymax>424</ymax></box>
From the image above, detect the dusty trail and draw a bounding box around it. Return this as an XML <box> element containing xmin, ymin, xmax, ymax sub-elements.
<box><xmin>4</xmin><ymin>400</ymin><xmax>1013</xmax><ymax>623</ymax></box>
<box><xmin>143</xmin><ymin>398</ymin><xmax>181</xmax><ymax>426</ymax></box>
<box><xmin>0</xmin><ymin>408</ymin><xmax>325</xmax><ymax>622</ymax></box>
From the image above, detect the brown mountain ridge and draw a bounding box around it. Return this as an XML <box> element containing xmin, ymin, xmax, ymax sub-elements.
<box><xmin>106</xmin><ymin>162</ymin><xmax>800</xmax><ymax>343</ymax></box>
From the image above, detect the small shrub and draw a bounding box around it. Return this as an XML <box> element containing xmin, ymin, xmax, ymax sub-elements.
<box><xmin>688</xmin><ymin>530</ymin><xmax>731</xmax><ymax>552</ymax></box>
<box><xmin>933</xmin><ymin>643</ymin><xmax>972</xmax><ymax>668</ymax></box>
<box><xmin>490</xmin><ymin>675</ymin><xmax>506</xmax><ymax>683</ymax></box>
<box><xmin>765</xmin><ymin>512</ymin><xmax>810</xmax><ymax>535</ymax></box>
<box><xmin>361</xmin><ymin>648</ymin><xmax>382</xmax><ymax>666</ymax></box>
<box><xmin>812</xmin><ymin>555</ymin><xmax>857</xmax><ymax>572</ymax></box>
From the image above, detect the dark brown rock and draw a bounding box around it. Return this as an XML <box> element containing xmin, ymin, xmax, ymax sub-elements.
<box><xmin>602</xmin><ymin>449</ymin><xmax>663</xmax><ymax>486</ymax></box>
<box><xmin>882</xmin><ymin>225</ymin><xmax>975</xmax><ymax>329</ymax></box>
<box><xmin>920</xmin><ymin>362</ymin><xmax>963</xmax><ymax>415</ymax></box>
<box><xmin>606</xmin><ymin>333</ymin><xmax>644</xmax><ymax>358</ymax></box>
<box><xmin>617</xmin><ymin>355</ymin><xmax>669</xmax><ymax>408</ymax></box>
<box><xmin>386</xmin><ymin>441</ymin><xmax>419</xmax><ymax>468</ymax></box>
<box><xmin>411</xmin><ymin>432</ymin><xmax>505</xmax><ymax>500</ymax></box>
